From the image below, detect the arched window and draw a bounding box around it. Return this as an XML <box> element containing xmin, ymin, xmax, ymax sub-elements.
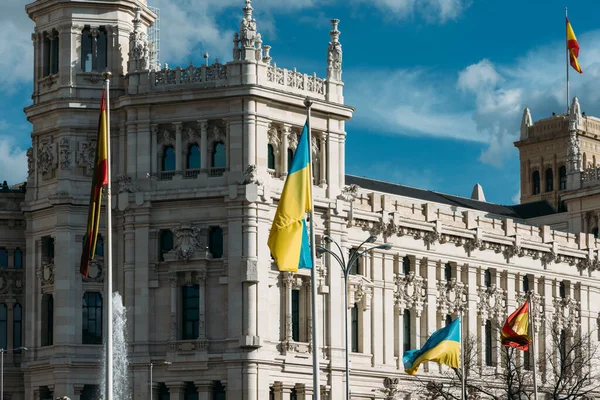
<box><xmin>43</xmin><ymin>29</ymin><xmax>59</xmax><ymax>76</ymax></box>
<box><xmin>445</xmin><ymin>314</ymin><xmax>453</xmax><ymax>327</ymax></box>
<box><xmin>351</xmin><ymin>303</ymin><xmax>359</xmax><ymax>352</ymax></box>
<box><xmin>159</xmin><ymin>230</ymin><xmax>174</xmax><ymax>261</ymax></box>
<box><xmin>545</xmin><ymin>168</ymin><xmax>553</xmax><ymax>192</ymax></box>
<box><xmin>81</xmin><ymin>27</ymin><xmax>93</xmax><ymax>72</ymax></box>
<box><xmin>209</xmin><ymin>226</ymin><xmax>223</xmax><ymax>259</ymax></box>
<box><xmin>81</xmin><ymin>26</ymin><xmax>107</xmax><ymax>72</ymax></box>
<box><xmin>0</xmin><ymin>304</ymin><xmax>6</xmax><ymax>350</ymax></box>
<box><xmin>559</xmin><ymin>165</ymin><xmax>567</xmax><ymax>190</ymax></box>
<box><xmin>444</xmin><ymin>262</ymin><xmax>452</xmax><ymax>281</ymax></box>
<box><xmin>14</xmin><ymin>248</ymin><xmax>23</xmax><ymax>269</ymax></box>
<box><xmin>485</xmin><ymin>320</ymin><xmax>492</xmax><ymax>366</ymax></box>
<box><xmin>96</xmin><ymin>28</ymin><xmax>108</xmax><ymax>71</ymax></box>
<box><xmin>484</xmin><ymin>269</ymin><xmax>492</xmax><ymax>287</ymax></box>
<box><xmin>13</xmin><ymin>303</ymin><xmax>22</xmax><ymax>350</ymax></box>
<box><xmin>0</xmin><ymin>248</ymin><xmax>7</xmax><ymax>268</ymax></box>
<box><xmin>268</xmin><ymin>144</ymin><xmax>276</xmax><ymax>170</ymax></box>
<box><xmin>212</xmin><ymin>142</ymin><xmax>226</xmax><ymax>168</ymax></box>
<box><xmin>532</xmin><ymin>171</ymin><xmax>540</xmax><ymax>195</ymax></box>
<box><xmin>403</xmin><ymin>310</ymin><xmax>411</xmax><ymax>353</ymax></box>
<box><xmin>82</xmin><ymin>292</ymin><xmax>103</xmax><ymax>344</ymax></box>
<box><xmin>287</xmin><ymin>149</ymin><xmax>294</xmax><ymax>173</ymax></box>
<box><xmin>162</xmin><ymin>146</ymin><xmax>176</xmax><ymax>171</ymax></box>
<box><xmin>42</xmin><ymin>294</ymin><xmax>53</xmax><ymax>346</ymax></box>
<box><xmin>402</xmin><ymin>255</ymin><xmax>411</xmax><ymax>275</ymax></box>
<box><xmin>187</xmin><ymin>144</ymin><xmax>200</xmax><ymax>169</ymax></box>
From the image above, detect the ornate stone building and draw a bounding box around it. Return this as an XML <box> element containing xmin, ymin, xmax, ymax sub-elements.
<box><xmin>0</xmin><ymin>0</ymin><xmax>598</xmax><ymax>399</ymax></box>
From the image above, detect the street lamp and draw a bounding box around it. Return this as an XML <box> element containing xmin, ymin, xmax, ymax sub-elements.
<box><xmin>150</xmin><ymin>360</ymin><xmax>171</xmax><ymax>400</ymax></box>
<box><xmin>317</xmin><ymin>235</ymin><xmax>391</xmax><ymax>400</ymax></box>
<box><xmin>1</xmin><ymin>346</ymin><xmax>28</xmax><ymax>400</ymax></box>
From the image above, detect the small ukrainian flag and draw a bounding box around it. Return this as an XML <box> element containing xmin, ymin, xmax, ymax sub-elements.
<box><xmin>403</xmin><ymin>317</ymin><xmax>461</xmax><ymax>375</ymax></box>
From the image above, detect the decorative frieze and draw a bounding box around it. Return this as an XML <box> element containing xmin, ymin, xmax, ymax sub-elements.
<box><xmin>77</xmin><ymin>140</ymin><xmax>97</xmax><ymax>175</ymax></box>
<box><xmin>437</xmin><ymin>278</ymin><xmax>467</xmax><ymax>316</ymax></box>
<box><xmin>553</xmin><ymin>296</ymin><xmax>580</xmax><ymax>333</ymax></box>
<box><xmin>477</xmin><ymin>285</ymin><xmax>507</xmax><ymax>325</ymax></box>
<box><xmin>394</xmin><ymin>271</ymin><xmax>426</xmax><ymax>316</ymax></box>
<box><xmin>58</xmin><ymin>138</ymin><xmax>71</xmax><ymax>170</ymax></box>
<box><xmin>37</xmin><ymin>137</ymin><xmax>56</xmax><ymax>178</ymax></box>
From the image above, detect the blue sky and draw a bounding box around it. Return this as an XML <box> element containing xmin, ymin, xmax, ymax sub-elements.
<box><xmin>3</xmin><ymin>0</ymin><xmax>600</xmax><ymax>205</ymax></box>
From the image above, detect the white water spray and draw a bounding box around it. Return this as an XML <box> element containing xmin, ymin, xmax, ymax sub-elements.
<box><xmin>102</xmin><ymin>292</ymin><xmax>130</xmax><ymax>399</ymax></box>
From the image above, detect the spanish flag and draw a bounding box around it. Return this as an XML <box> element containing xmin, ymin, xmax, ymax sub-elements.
<box><xmin>567</xmin><ymin>18</ymin><xmax>583</xmax><ymax>74</ymax></box>
<box><xmin>501</xmin><ymin>301</ymin><xmax>531</xmax><ymax>351</ymax></box>
<box><xmin>403</xmin><ymin>317</ymin><xmax>461</xmax><ymax>375</ymax></box>
<box><xmin>80</xmin><ymin>91</ymin><xmax>109</xmax><ymax>277</ymax></box>
<box><xmin>268</xmin><ymin>122</ymin><xmax>312</xmax><ymax>272</ymax></box>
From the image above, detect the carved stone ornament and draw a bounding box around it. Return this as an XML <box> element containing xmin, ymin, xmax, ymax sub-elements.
<box><xmin>436</xmin><ymin>278</ymin><xmax>467</xmax><ymax>316</ymax></box>
<box><xmin>376</xmin><ymin>377</ymin><xmax>403</xmax><ymax>400</ymax></box>
<box><xmin>350</xmin><ymin>279</ymin><xmax>372</xmax><ymax>311</ymax></box>
<box><xmin>240</xmin><ymin>164</ymin><xmax>260</xmax><ymax>185</ymax></box>
<box><xmin>0</xmin><ymin>270</ymin><xmax>23</xmax><ymax>295</ymax></box>
<box><xmin>520</xmin><ymin>107</ymin><xmax>532</xmax><ymax>140</ymax></box>
<box><xmin>41</xmin><ymin>257</ymin><xmax>55</xmax><ymax>286</ymax></box>
<box><xmin>394</xmin><ymin>272</ymin><xmax>426</xmax><ymax>316</ymax></box>
<box><xmin>59</xmin><ymin>138</ymin><xmax>71</xmax><ymax>170</ymax></box>
<box><xmin>239</xmin><ymin>0</ymin><xmax>257</xmax><ymax>48</ymax></box>
<box><xmin>128</xmin><ymin>8</ymin><xmax>149</xmax><ymax>72</ymax></box>
<box><xmin>288</xmin><ymin>131</ymin><xmax>298</xmax><ymax>151</ymax></box>
<box><xmin>37</xmin><ymin>138</ymin><xmax>56</xmax><ymax>178</ymax></box>
<box><xmin>158</xmin><ymin>128</ymin><xmax>176</xmax><ymax>147</ymax></box>
<box><xmin>516</xmin><ymin>292</ymin><xmax>544</xmax><ymax>331</ymax></box>
<box><xmin>116</xmin><ymin>174</ymin><xmax>137</xmax><ymax>193</ymax></box>
<box><xmin>77</xmin><ymin>140</ymin><xmax>97</xmax><ymax>175</ymax></box>
<box><xmin>267</xmin><ymin>125</ymin><xmax>281</xmax><ymax>148</ymax></box>
<box><xmin>27</xmin><ymin>147</ymin><xmax>34</xmax><ymax>176</ymax></box>
<box><xmin>172</xmin><ymin>223</ymin><xmax>209</xmax><ymax>260</ymax></box>
<box><xmin>211</xmin><ymin>125</ymin><xmax>225</xmax><ymax>143</ymax></box>
<box><xmin>553</xmin><ymin>296</ymin><xmax>580</xmax><ymax>333</ymax></box>
<box><xmin>569</xmin><ymin>96</ymin><xmax>582</xmax><ymax>132</ymax></box>
<box><xmin>337</xmin><ymin>184</ymin><xmax>360</xmax><ymax>202</ymax></box>
<box><xmin>477</xmin><ymin>285</ymin><xmax>507</xmax><ymax>325</ymax></box>
<box><xmin>327</xmin><ymin>19</ymin><xmax>343</xmax><ymax>82</ymax></box>
<box><xmin>567</xmin><ymin>132</ymin><xmax>582</xmax><ymax>173</ymax></box>
<box><xmin>83</xmin><ymin>258</ymin><xmax>104</xmax><ymax>283</ymax></box>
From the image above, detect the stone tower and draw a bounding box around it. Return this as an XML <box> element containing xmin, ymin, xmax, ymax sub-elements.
<box><xmin>514</xmin><ymin>97</ymin><xmax>600</xmax><ymax>210</ymax></box>
<box><xmin>23</xmin><ymin>1</ymin><xmax>156</xmax><ymax>398</ymax></box>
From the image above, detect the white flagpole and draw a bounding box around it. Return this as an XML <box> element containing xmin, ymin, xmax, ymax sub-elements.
<box><xmin>529</xmin><ymin>294</ymin><xmax>539</xmax><ymax>400</ymax></box>
<box><xmin>103</xmin><ymin>71</ymin><xmax>114</xmax><ymax>400</ymax></box>
<box><xmin>459</xmin><ymin>308</ymin><xmax>465</xmax><ymax>400</ymax></box>
<box><xmin>305</xmin><ymin>97</ymin><xmax>320</xmax><ymax>400</ymax></box>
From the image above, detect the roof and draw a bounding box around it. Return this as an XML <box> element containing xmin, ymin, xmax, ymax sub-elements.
<box><xmin>345</xmin><ymin>175</ymin><xmax>557</xmax><ymax>220</ymax></box>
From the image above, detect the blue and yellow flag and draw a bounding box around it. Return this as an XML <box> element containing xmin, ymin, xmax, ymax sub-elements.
<box><xmin>268</xmin><ymin>122</ymin><xmax>313</xmax><ymax>272</ymax></box>
<box><xmin>403</xmin><ymin>317</ymin><xmax>461</xmax><ymax>375</ymax></box>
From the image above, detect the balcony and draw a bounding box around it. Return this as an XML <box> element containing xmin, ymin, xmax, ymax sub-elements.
<box><xmin>155</xmin><ymin>168</ymin><xmax>229</xmax><ymax>181</ymax></box>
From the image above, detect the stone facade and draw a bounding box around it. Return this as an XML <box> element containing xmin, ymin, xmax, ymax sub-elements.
<box><xmin>0</xmin><ymin>0</ymin><xmax>598</xmax><ymax>399</ymax></box>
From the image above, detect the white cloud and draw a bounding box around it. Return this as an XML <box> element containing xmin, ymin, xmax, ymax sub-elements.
<box><xmin>0</xmin><ymin>0</ymin><xmax>34</xmax><ymax>89</ymax></box>
<box><xmin>0</xmin><ymin>132</ymin><xmax>27</xmax><ymax>186</ymax></box>
<box><xmin>365</xmin><ymin>0</ymin><xmax>470</xmax><ymax>23</ymax></box>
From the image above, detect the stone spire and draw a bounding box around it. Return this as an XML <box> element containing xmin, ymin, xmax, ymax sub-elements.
<box><xmin>236</xmin><ymin>0</ymin><xmax>259</xmax><ymax>61</ymax></box>
<box><xmin>471</xmin><ymin>183</ymin><xmax>486</xmax><ymax>202</ymax></box>
<box><xmin>569</xmin><ymin>96</ymin><xmax>582</xmax><ymax>132</ymax></box>
<box><xmin>128</xmin><ymin>8</ymin><xmax>149</xmax><ymax>72</ymax></box>
<box><xmin>327</xmin><ymin>19</ymin><xmax>342</xmax><ymax>82</ymax></box>
<box><xmin>520</xmin><ymin>107</ymin><xmax>532</xmax><ymax>140</ymax></box>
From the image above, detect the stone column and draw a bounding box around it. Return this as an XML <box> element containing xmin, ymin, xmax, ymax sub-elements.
<box><xmin>245</xmin><ymin>99</ymin><xmax>257</xmax><ymax>166</ymax></box>
<box><xmin>167</xmin><ymin>382</ymin><xmax>186</xmax><ymax>400</ymax></box>
<box><xmin>284</xmin><ymin>273</ymin><xmax>293</xmax><ymax>342</ymax></box>
<box><xmin>174</xmin><ymin>122</ymin><xmax>183</xmax><ymax>172</ymax></box>
<box><xmin>124</xmin><ymin>213</ymin><xmax>136</xmax><ymax>338</ymax></box>
<box><xmin>7</xmin><ymin>301</ymin><xmax>14</xmax><ymax>351</ymax></box>
<box><xmin>199</xmin><ymin>120</ymin><xmax>208</xmax><ymax>170</ymax></box>
<box><xmin>195</xmin><ymin>380</ymin><xmax>212</xmax><ymax>400</ymax></box>
<box><xmin>169</xmin><ymin>275</ymin><xmax>178</xmax><ymax>341</ymax></box>
<box><xmin>297</xmin><ymin>383</ymin><xmax>312</xmax><ymax>400</ymax></box>
<box><xmin>319</xmin><ymin>133</ymin><xmax>327</xmax><ymax>187</ymax></box>
<box><xmin>281</xmin><ymin>125</ymin><xmax>290</xmax><ymax>177</ymax></box>
<box><xmin>150</xmin><ymin>125</ymin><xmax>158</xmax><ymax>174</ymax></box>
<box><xmin>424</xmin><ymin>258</ymin><xmax>438</xmax><ymax>371</ymax></box>
<box><xmin>396</xmin><ymin>307</ymin><xmax>404</xmax><ymax>369</ymax></box>
<box><xmin>272</xmin><ymin>382</ymin><xmax>284</xmax><ymax>400</ymax></box>
<box><xmin>198</xmin><ymin>270</ymin><xmax>206</xmax><ymax>340</ymax></box>
<box><xmin>127</xmin><ymin>109</ymin><xmax>138</xmax><ymax>176</ymax></box>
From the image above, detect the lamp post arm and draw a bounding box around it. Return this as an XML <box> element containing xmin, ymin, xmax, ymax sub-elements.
<box><xmin>330</xmin><ymin>239</ymin><xmax>347</xmax><ymax>268</ymax></box>
<box><xmin>316</xmin><ymin>246</ymin><xmax>345</xmax><ymax>274</ymax></box>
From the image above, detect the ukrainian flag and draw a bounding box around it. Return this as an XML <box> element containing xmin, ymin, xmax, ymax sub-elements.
<box><xmin>403</xmin><ymin>317</ymin><xmax>461</xmax><ymax>375</ymax></box>
<box><xmin>268</xmin><ymin>122</ymin><xmax>312</xmax><ymax>272</ymax></box>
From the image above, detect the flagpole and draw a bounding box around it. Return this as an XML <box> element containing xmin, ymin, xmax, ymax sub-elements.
<box><xmin>459</xmin><ymin>308</ymin><xmax>465</xmax><ymax>400</ymax></box>
<box><xmin>528</xmin><ymin>294</ymin><xmax>539</xmax><ymax>400</ymax></box>
<box><xmin>566</xmin><ymin>7</ymin><xmax>570</xmax><ymax>113</ymax></box>
<box><xmin>103</xmin><ymin>71</ymin><xmax>114</xmax><ymax>400</ymax></box>
<box><xmin>305</xmin><ymin>97</ymin><xmax>320</xmax><ymax>400</ymax></box>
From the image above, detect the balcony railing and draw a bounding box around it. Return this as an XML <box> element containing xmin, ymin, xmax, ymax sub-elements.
<box><xmin>154</xmin><ymin>168</ymin><xmax>229</xmax><ymax>181</ymax></box>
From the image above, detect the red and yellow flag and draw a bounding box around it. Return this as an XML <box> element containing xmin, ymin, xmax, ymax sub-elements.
<box><xmin>501</xmin><ymin>301</ymin><xmax>531</xmax><ymax>351</ymax></box>
<box><xmin>567</xmin><ymin>18</ymin><xmax>583</xmax><ymax>74</ymax></box>
<box><xmin>80</xmin><ymin>91</ymin><xmax>109</xmax><ymax>277</ymax></box>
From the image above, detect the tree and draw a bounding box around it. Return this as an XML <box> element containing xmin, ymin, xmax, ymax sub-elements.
<box><xmin>538</xmin><ymin>326</ymin><xmax>600</xmax><ymax>400</ymax></box>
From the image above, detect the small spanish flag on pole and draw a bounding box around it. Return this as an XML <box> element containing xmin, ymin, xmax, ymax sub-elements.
<box><xmin>501</xmin><ymin>301</ymin><xmax>531</xmax><ymax>350</ymax></box>
<box><xmin>566</xmin><ymin>17</ymin><xmax>583</xmax><ymax>74</ymax></box>
<box><xmin>80</xmin><ymin>90</ymin><xmax>109</xmax><ymax>277</ymax></box>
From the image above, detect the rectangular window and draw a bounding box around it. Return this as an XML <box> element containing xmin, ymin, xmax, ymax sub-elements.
<box><xmin>82</xmin><ymin>292</ymin><xmax>103</xmax><ymax>344</ymax></box>
<box><xmin>158</xmin><ymin>383</ymin><xmax>170</xmax><ymax>400</ymax></box>
<box><xmin>444</xmin><ymin>262</ymin><xmax>452</xmax><ymax>281</ymax></box>
<box><xmin>182</xmin><ymin>285</ymin><xmax>200</xmax><ymax>340</ymax></box>
<box><xmin>0</xmin><ymin>304</ymin><xmax>7</xmax><ymax>350</ymax></box>
<box><xmin>522</xmin><ymin>275</ymin><xmax>529</xmax><ymax>293</ymax></box>
<box><xmin>559</xmin><ymin>281</ymin><xmax>566</xmax><ymax>298</ymax></box>
<box><xmin>485</xmin><ymin>320</ymin><xmax>493</xmax><ymax>366</ymax></box>
<box><xmin>212</xmin><ymin>381</ymin><xmax>226</xmax><ymax>400</ymax></box>
<box><xmin>402</xmin><ymin>256</ymin><xmax>411</xmax><ymax>275</ymax></box>
<box><xmin>13</xmin><ymin>303</ymin><xmax>22</xmax><ymax>351</ymax></box>
<box><xmin>291</xmin><ymin>289</ymin><xmax>300</xmax><ymax>342</ymax></box>
<box><xmin>351</xmin><ymin>304</ymin><xmax>359</xmax><ymax>352</ymax></box>
<box><xmin>403</xmin><ymin>310</ymin><xmax>411</xmax><ymax>353</ymax></box>
<box><xmin>42</xmin><ymin>294</ymin><xmax>54</xmax><ymax>346</ymax></box>
<box><xmin>348</xmin><ymin>247</ymin><xmax>359</xmax><ymax>275</ymax></box>
<box><xmin>209</xmin><ymin>226</ymin><xmax>224</xmax><ymax>259</ymax></box>
<box><xmin>184</xmin><ymin>382</ymin><xmax>198</xmax><ymax>400</ymax></box>
<box><xmin>42</xmin><ymin>236</ymin><xmax>55</xmax><ymax>258</ymax></box>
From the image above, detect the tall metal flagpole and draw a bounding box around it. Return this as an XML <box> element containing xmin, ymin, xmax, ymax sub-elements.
<box><xmin>529</xmin><ymin>294</ymin><xmax>539</xmax><ymax>400</ymax></box>
<box><xmin>566</xmin><ymin>7</ymin><xmax>570</xmax><ymax>113</ymax></box>
<box><xmin>103</xmin><ymin>71</ymin><xmax>114</xmax><ymax>400</ymax></box>
<box><xmin>459</xmin><ymin>308</ymin><xmax>465</xmax><ymax>400</ymax></box>
<box><xmin>305</xmin><ymin>97</ymin><xmax>320</xmax><ymax>400</ymax></box>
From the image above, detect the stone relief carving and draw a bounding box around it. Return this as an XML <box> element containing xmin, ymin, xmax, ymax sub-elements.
<box><xmin>569</xmin><ymin>96</ymin><xmax>582</xmax><ymax>132</ymax></box>
<box><xmin>240</xmin><ymin>164</ymin><xmax>260</xmax><ymax>185</ymax></box>
<box><xmin>288</xmin><ymin>131</ymin><xmax>298</xmax><ymax>151</ymax></box>
<box><xmin>267</xmin><ymin>125</ymin><xmax>281</xmax><ymax>149</ymax></box>
<box><xmin>77</xmin><ymin>140</ymin><xmax>97</xmax><ymax>175</ymax></box>
<box><xmin>374</xmin><ymin>377</ymin><xmax>403</xmax><ymax>400</ymax></box>
<box><xmin>350</xmin><ymin>279</ymin><xmax>372</xmax><ymax>311</ymax></box>
<box><xmin>128</xmin><ymin>8</ymin><xmax>149</xmax><ymax>72</ymax></box>
<box><xmin>338</xmin><ymin>184</ymin><xmax>360</xmax><ymax>202</ymax></box>
<box><xmin>37</xmin><ymin>138</ymin><xmax>56</xmax><ymax>178</ymax></box>
<box><xmin>477</xmin><ymin>285</ymin><xmax>506</xmax><ymax>324</ymax></box>
<box><xmin>41</xmin><ymin>257</ymin><xmax>55</xmax><ymax>286</ymax></box>
<box><xmin>83</xmin><ymin>258</ymin><xmax>104</xmax><ymax>283</ymax></box>
<box><xmin>437</xmin><ymin>278</ymin><xmax>467</xmax><ymax>316</ymax></box>
<box><xmin>553</xmin><ymin>296</ymin><xmax>580</xmax><ymax>333</ymax></box>
<box><xmin>239</xmin><ymin>0</ymin><xmax>257</xmax><ymax>48</ymax></box>
<box><xmin>327</xmin><ymin>19</ymin><xmax>343</xmax><ymax>82</ymax></box>
<box><xmin>170</xmin><ymin>223</ymin><xmax>209</xmax><ymax>260</ymax></box>
<box><xmin>567</xmin><ymin>132</ymin><xmax>582</xmax><ymax>173</ymax></box>
<box><xmin>394</xmin><ymin>272</ymin><xmax>426</xmax><ymax>316</ymax></box>
<box><xmin>116</xmin><ymin>174</ymin><xmax>137</xmax><ymax>193</ymax></box>
<box><xmin>59</xmin><ymin>138</ymin><xmax>71</xmax><ymax>170</ymax></box>
<box><xmin>27</xmin><ymin>147</ymin><xmax>34</xmax><ymax>177</ymax></box>
<box><xmin>0</xmin><ymin>270</ymin><xmax>23</xmax><ymax>296</ymax></box>
<box><xmin>158</xmin><ymin>128</ymin><xmax>175</xmax><ymax>147</ymax></box>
